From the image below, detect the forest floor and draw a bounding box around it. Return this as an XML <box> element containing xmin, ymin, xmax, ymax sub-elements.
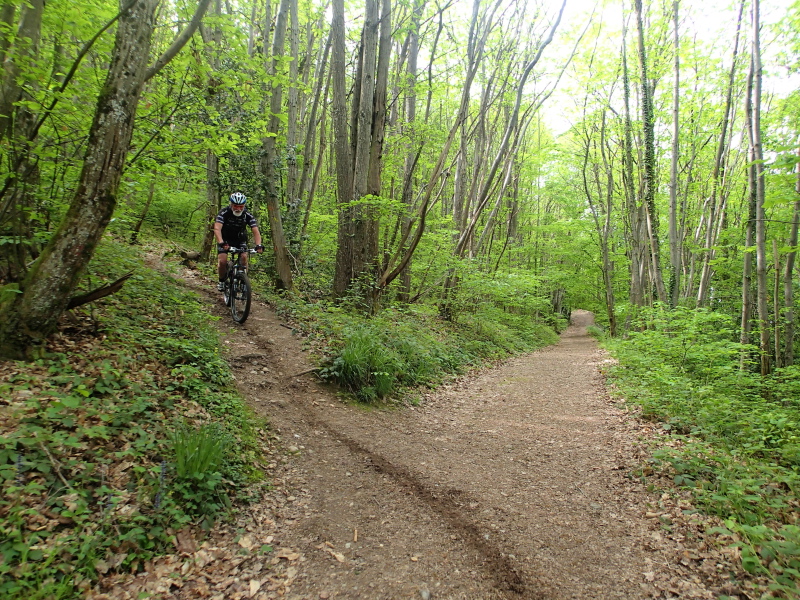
<box><xmin>95</xmin><ymin>263</ymin><xmax>760</xmax><ymax>600</ymax></box>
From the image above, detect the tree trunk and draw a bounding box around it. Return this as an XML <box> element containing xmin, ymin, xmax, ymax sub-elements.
<box><xmin>200</xmin><ymin>149</ymin><xmax>220</xmax><ymax>259</ymax></box>
<box><xmin>668</xmin><ymin>0</ymin><xmax>680</xmax><ymax>308</ymax></box>
<box><xmin>247</xmin><ymin>0</ymin><xmax>258</xmax><ymax>56</ymax></box>
<box><xmin>635</xmin><ymin>0</ymin><xmax>667</xmax><ymax>305</ymax></box>
<box><xmin>395</xmin><ymin>0</ymin><xmax>424</xmax><ymax>303</ymax></box>
<box><xmin>621</xmin><ymin>11</ymin><xmax>645</xmax><ymax>311</ymax></box>
<box><xmin>0</xmin><ymin>1</ymin><xmax>16</xmax><ymax>65</ymax></box>
<box><xmin>351</xmin><ymin>0</ymin><xmax>379</xmax><ymax>279</ymax></box>
<box><xmin>773</xmin><ymin>239</ymin><xmax>781</xmax><ymax>368</ymax></box>
<box><xmin>284</xmin><ymin>0</ymin><xmax>301</xmax><ymax>253</ymax></box>
<box><xmin>741</xmin><ymin>58</ymin><xmax>758</xmax><ymax>369</ymax></box>
<box><xmin>0</xmin><ymin>0</ymin><xmax>159</xmax><ymax>360</ymax></box>
<box><xmin>598</xmin><ymin>112</ymin><xmax>617</xmax><ymax>336</ymax></box>
<box><xmin>199</xmin><ymin>0</ymin><xmax>222</xmax><ymax>261</ymax></box>
<box><xmin>696</xmin><ymin>0</ymin><xmax>744</xmax><ymax>307</ymax></box>
<box><xmin>747</xmin><ymin>0</ymin><xmax>769</xmax><ymax>375</ymax></box>
<box><xmin>0</xmin><ymin>0</ymin><xmax>43</xmax><ymax>282</ymax></box>
<box><xmin>332</xmin><ymin>0</ymin><xmax>381</xmax><ymax>299</ymax></box>
<box><xmin>260</xmin><ymin>0</ymin><xmax>294</xmax><ymax>291</ymax></box>
<box><xmin>130</xmin><ymin>178</ymin><xmax>157</xmax><ymax>244</ymax></box>
<box><xmin>0</xmin><ymin>0</ymin><xmax>42</xmax><ymax>142</ymax></box>
<box><xmin>298</xmin><ymin>32</ymin><xmax>332</xmax><ymax>257</ymax></box>
<box><xmin>330</xmin><ymin>0</ymin><xmax>353</xmax><ymax>296</ymax></box>
<box><xmin>300</xmin><ymin>69</ymin><xmax>330</xmax><ymax>251</ymax></box>
<box><xmin>781</xmin><ymin>149</ymin><xmax>800</xmax><ymax>367</ymax></box>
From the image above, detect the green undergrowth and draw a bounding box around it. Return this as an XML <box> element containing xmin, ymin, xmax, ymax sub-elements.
<box><xmin>0</xmin><ymin>240</ymin><xmax>268</xmax><ymax>599</ymax></box>
<box><xmin>604</xmin><ymin>306</ymin><xmax>800</xmax><ymax>597</ymax></box>
<box><xmin>265</xmin><ymin>293</ymin><xmax>560</xmax><ymax>404</ymax></box>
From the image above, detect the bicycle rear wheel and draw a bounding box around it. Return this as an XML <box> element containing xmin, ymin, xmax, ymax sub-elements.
<box><xmin>230</xmin><ymin>271</ymin><xmax>251</xmax><ymax>323</ymax></box>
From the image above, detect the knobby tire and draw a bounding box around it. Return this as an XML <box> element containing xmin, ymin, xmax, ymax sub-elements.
<box><xmin>230</xmin><ymin>271</ymin><xmax>251</xmax><ymax>323</ymax></box>
<box><xmin>222</xmin><ymin>260</ymin><xmax>233</xmax><ymax>306</ymax></box>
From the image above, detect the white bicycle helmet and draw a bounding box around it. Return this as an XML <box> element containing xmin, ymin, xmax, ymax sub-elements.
<box><xmin>230</xmin><ymin>192</ymin><xmax>246</xmax><ymax>216</ymax></box>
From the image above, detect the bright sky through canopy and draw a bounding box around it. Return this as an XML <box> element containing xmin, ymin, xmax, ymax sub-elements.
<box><xmin>536</xmin><ymin>0</ymin><xmax>799</xmax><ymax>135</ymax></box>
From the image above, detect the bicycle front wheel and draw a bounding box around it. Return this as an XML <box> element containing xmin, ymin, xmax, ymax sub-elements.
<box><xmin>230</xmin><ymin>271</ymin><xmax>252</xmax><ymax>323</ymax></box>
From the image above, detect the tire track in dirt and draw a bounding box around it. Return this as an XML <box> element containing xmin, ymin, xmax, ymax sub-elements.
<box><xmin>183</xmin><ymin>274</ymin><xmax>521</xmax><ymax>598</ymax></box>
<box><xmin>214</xmin><ymin>300</ymin><xmax>615</xmax><ymax>599</ymax></box>
<box><xmin>228</xmin><ymin>316</ymin><xmax>538</xmax><ymax>598</ymax></box>
<box><xmin>284</xmin><ymin>397</ymin><xmax>535</xmax><ymax>598</ymax></box>
<box><xmin>227</xmin><ymin>313</ymin><xmax>531</xmax><ymax>596</ymax></box>
<box><xmin>179</xmin><ymin>267</ymin><xmax>726</xmax><ymax>599</ymax></box>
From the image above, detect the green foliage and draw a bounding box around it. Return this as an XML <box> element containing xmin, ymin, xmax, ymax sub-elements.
<box><xmin>445</xmin><ymin>264</ymin><xmax>558</xmax><ymax>324</ymax></box>
<box><xmin>605</xmin><ymin>306</ymin><xmax>800</xmax><ymax>594</ymax></box>
<box><xmin>0</xmin><ymin>240</ymin><xmax>266</xmax><ymax>599</ymax></box>
<box><xmin>170</xmin><ymin>422</ymin><xmax>231</xmax><ymax>522</ymax></box>
<box><xmin>112</xmin><ymin>186</ymin><xmax>208</xmax><ymax>247</ymax></box>
<box><xmin>321</xmin><ymin>325</ymin><xmax>401</xmax><ymax>402</ymax></box>
<box><xmin>171</xmin><ymin>422</ymin><xmax>228</xmax><ymax>481</ymax></box>
<box><xmin>297</xmin><ymin>299</ymin><xmax>559</xmax><ymax>403</ymax></box>
<box><xmin>586</xmin><ymin>324</ymin><xmax>607</xmax><ymax>340</ymax></box>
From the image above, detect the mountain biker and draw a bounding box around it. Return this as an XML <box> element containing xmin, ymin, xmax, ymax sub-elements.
<box><xmin>214</xmin><ymin>192</ymin><xmax>264</xmax><ymax>291</ymax></box>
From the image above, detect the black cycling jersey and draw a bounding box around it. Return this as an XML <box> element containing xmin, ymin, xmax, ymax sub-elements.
<box><xmin>216</xmin><ymin>206</ymin><xmax>258</xmax><ymax>247</ymax></box>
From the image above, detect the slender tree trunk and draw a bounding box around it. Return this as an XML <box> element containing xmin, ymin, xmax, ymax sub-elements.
<box><xmin>635</xmin><ymin>0</ymin><xmax>667</xmax><ymax>304</ymax></box>
<box><xmin>773</xmin><ymin>239</ymin><xmax>781</xmax><ymax>367</ymax></box>
<box><xmin>365</xmin><ymin>0</ymin><xmax>391</xmax><ymax>308</ymax></box>
<box><xmin>781</xmin><ymin>148</ymin><xmax>800</xmax><ymax>367</ymax></box>
<box><xmin>621</xmin><ymin>12</ymin><xmax>644</xmax><ymax>311</ymax></box>
<box><xmin>476</xmin><ymin>159</ymin><xmax>513</xmax><ymax>257</ymax></box>
<box><xmin>247</xmin><ymin>0</ymin><xmax>258</xmax><ymax>56</ymax></box>
<box><xmin>0</xmin><ymin>1</ymin><xmax>16</xmax><ymax>65</ymax></box>
<box><xmin>284</xmin><ymin>0</ymin><xmax>301</xmax><ymax>252</ymax></box>
<box><xmin>330</xmin><ymin>0</ymin><xmax>354</xmax><ymax>295</ymax></box>
<box><xmin>741</xmin><ymin>61</ymin><xmax>758</xmax><ymax>369</ymax></box>
<box><xmin>0</xmin><ymin>0</ymin><xmax>43</xmax><ymax>282</ymax></box>
<box><xmin>260</xmin><ymin>0</ymin><xmax>294</xmax><ymax>290</ymax></box>
<box><xmin>668</xmin><ymin>0</ymin><xmax>680</xmax><ymax>308</ymax></box>
<box><xmin>396</xmin><ymin>0</ymin><xmax>424</xmax><ymax>303</ymax></box>
<box><xmin>583</xmin><ymin>114</ymin><xmax>617</xmax><ymax>336</ymax></box>
<box><xmin>201</xmin><ymin>150</ymin><xmax>220</xmax><ymax>259</ymax></box>
<box><xmin>0</xmin><ymin>0</ymin><xmax>43</xmax><ymax>141</ymax></box>
<box><xmin>351</xmin><ymin>0</ymin><xmax>379</xmax><ymax>288</ymax></box>
<box><xmin>747</xmin><ymin>0</ymin><xmax>769</xmax><ymax>375</ymax></box>
<box><xmin>263</xmin><ymin>0</ymin><xmax>272</xmax><ymax>58</ymax></box>
<box><xmin>599</xmin><ymin>113</ymin><xmax>617</xmax><ymax>336</ymax></box>
<box><xmin>298</xmin><ymin>33</ymin><xmax>332</xmax><ymax>257</ymax></box>
<box><xmin>200</xmin><ymin>0</ymin><xmax>222</xmax><ymax>261</ymax></box>
<box><xmin>130</xmin><ymin>178</ymin><xmax>157</xmax><ymax>244</ymax></box>
<box><xmin>740</xmin><ymin>204</ymin><xmax>756</xmax><ymax>367</ymax></box>
<box><xmin>697</xmin><ymin>0</ymin><xmax>744</xmax><ymax>306</ymax></box>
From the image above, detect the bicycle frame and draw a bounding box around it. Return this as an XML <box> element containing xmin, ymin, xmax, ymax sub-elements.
<box><xmin>225</xmin><ymin>247</ymin><xmax>251</xmax><ymax>278</ymax></box>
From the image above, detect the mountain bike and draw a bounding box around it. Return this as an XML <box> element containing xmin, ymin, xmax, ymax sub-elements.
<box><xmin>221</xmin><ymin>247</ymin><xmax>255</xmax><ymax>324</ymax></box>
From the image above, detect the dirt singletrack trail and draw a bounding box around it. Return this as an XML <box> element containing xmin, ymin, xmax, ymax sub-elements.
<box><xmin>108</xmin><ymin>264</ymin><xmax>743</xmax><ymax>600</ymax></box>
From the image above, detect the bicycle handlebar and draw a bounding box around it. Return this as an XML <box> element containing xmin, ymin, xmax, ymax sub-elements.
<box><xmin>225</xmin><ymin>247</ymin><xmax>257</xmax><ymax>254</ymax></box>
